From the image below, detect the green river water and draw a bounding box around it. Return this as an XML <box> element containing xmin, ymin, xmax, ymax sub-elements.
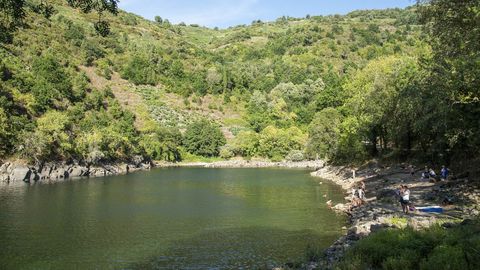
<box><xmin>0</xmin><ymin>167</ymin><xmax>346</xmax><ymax>269</ymax></box>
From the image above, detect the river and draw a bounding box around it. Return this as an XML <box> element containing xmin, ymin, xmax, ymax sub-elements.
<box><xmin>0</xmin><ymin>167</ymin><xmax>346</xmax><ymax>269</ymax></box>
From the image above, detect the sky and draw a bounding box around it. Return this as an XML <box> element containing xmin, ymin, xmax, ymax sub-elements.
<box><xmin>119</xmin><ymin>0</ymin><xmax>415</xmax><ymax>28</ymax></box>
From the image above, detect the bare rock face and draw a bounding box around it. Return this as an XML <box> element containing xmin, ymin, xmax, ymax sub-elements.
<box><xmin>68</xmin><ymin>165</ymin><xmax>89</xmax><ymax>178</ymax></box>
<box><xmin>0</xmin><ymin>157</ymin><xmax>151</xmax><ymax>186</ymax></box>
<box><xmin>9</xmin><ymin>165</ymin><xmax>31</xmax><ymax>183</ymax></box>
<box><xmin>0</xmin><ymin>162</ymin><xmax>12</xmax><ymax>183</ymax></box>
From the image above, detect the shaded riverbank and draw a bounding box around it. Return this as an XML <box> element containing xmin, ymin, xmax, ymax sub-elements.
<box><xmin>310</xmin><ymin>162</ymin><xmax>480</xmax><ymax>269</ymax></box>
<box><xmin>0</xmin><ymin>157</ymin><xmax>152</xmax><ymax>185</ymax></box>
<box><xmin>0</xmin><ymin>159</ymin><xmax>326</xmax><ymax>186</ymax></box>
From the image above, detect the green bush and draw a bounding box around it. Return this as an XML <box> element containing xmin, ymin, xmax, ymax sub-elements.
<box><xmin>336</xmin><ymin>221</ymin><xmax>480</xmax><ymax>270</ymax></box>
<box><xmin>183</xmin><ymin>119</ymin><xmax>226</xmax><ymax>157</ymax></box>
<box><xmin>30</xmin><ymin>54</ymin><xmax>73</xmax><ymax>113</ymax></box>
<box><xmin>306</xmin><ymin>108</ymin><xmax>343</xmax><ymax>160</ymax></box>
<box><xmin>121</xmin><ymin>54</ymin><xmax>158</xmax><ymax>85</ymax></box>
<box><xmin>139</xmin><ymin>127</ymin><xmax>182</xmax><ymax>162</ymax></box>
<box><xmin>257</xmin><ymin>126</ymin><xmax>307</xmax><ymax>160</ymax></box>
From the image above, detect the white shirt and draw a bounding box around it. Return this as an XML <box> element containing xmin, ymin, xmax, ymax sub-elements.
<box><xmin>358</xmin><ymin>188</ymin><xmax>365</xmax><ymax>200</ymax></box>
<box><xmin>402</xmin><ymin>190</ymin><xmax>410</xmax><ymax>201</ymax></box>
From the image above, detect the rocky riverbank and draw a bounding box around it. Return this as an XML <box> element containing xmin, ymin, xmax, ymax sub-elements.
<box><xmin>0</xmin><ymin>157</ymin><xmax>153</xmax><ymax>186</ymax></box>
<box><xmin>0</xmin><ymin>158</ymin><xmax>324</xmax><ymax>186</ymax></box>
<box><xmin>309</xmin><ymin>161</ymin><xmax>480</xmax><ymax>269</ymax></box>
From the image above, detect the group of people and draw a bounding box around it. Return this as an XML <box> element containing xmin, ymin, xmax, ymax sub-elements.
<box><xmin>397</xmin><ymin>185</ymin><xmax>412</xmax><ymax>214</ymax></box>
<box><xmin>351</xmin><ymin>181</ymin><xmax>366</xmax><ymax>207</ymax></box>
<box><xmin>345</xmin><ymin>164</ymin><xmax>451</xmax><ymax>214</ymax></box>
<box><xmin>415</xmin><ymin>165</ymin><xmax>450</xmax><ymax>182</ymax></box>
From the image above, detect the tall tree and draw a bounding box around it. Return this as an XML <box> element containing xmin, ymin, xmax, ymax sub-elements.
<box><xmin>0</xmin><ymin>0</ymin><xmax>26</xmax><ymax>43</ymax></box>
<box><xmin>419</xmin><ymin>0</ymin><xmax>480</xmax><ymax>160</ymax></box>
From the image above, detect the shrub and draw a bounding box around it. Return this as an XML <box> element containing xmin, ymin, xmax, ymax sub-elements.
<box><xmin>219</xmin><ymin>145</ymin><xmax>235</xmax><ymax>159</ymax></box>
<box><xmin>231</xmin><ymin>130</ymin><xmax>259</xmax><ymax>157</ymax></box>
<box><xmin>31</xmin><ymin>54</ymin><xmax>73</xmax><ymax>113</ymax></box>
<box><xmin>336</xmin><ymin>221</ymin><xmax>480</xmax><ymax>270</ymax></box>
<box><xmin>305</xmin><ymin>108</ymin><xmax>343</xmax><ymax>160</ymax></box>
<box><xmin>121</xmin><ymin>54</ymin><xmax>158</xmax><ymax>85</ymax></box>
<box><xmin>286</xmin><ymin>150</ymin><xmax>305</xmax><ymax>162</ymax></box>
<box><xmin>257</xmin><ymin>126</ymin><xmax>307</xmax><ymax>160</ymax></box>
<box><xmin>139</xmin><ymin>127</ymin><xmax>182</xmax><ymax>162</ymax></box>
<box><xmin>183</xmin><ymin>119</ymin><xmax>226</xmax><ymax>157</ymax></box>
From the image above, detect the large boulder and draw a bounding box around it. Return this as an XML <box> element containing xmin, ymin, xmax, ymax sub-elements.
<box><xmin>0</xmin><ymin>162</ymin><xmax>12</xmax><ymax>174</ymax></box>
<box><xmin>90</xmin><ymin>168</ymin><xmax>106</xmax><ymax>177</ymax></box>
<box><xmin>0</xmin><ymin>163</ymin><xmax>12</xmax><ymax>183</ymax></box>
<box><xmin>68</xmin><ymin>165</ymin><xmax>89</xmax><ymax>178</ymax></box>
<box><xmin>38</xmin><ymin>164</ymin><xmax>54</xmax><ymax>180</ymax></box>
<box><xmin>9</xmin><ymin>165</ymin><xmax>32</xmax><ymax>182</ymax></box>
<box><xmin>48</xmin><ymin>164</ymin><xmax>69</xmax><ymax>180</ymax></box>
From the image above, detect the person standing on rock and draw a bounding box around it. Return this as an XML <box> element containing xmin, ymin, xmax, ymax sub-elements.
<box><xmin>409</xmin><ymin>165</ymin><xmax>415</xmax><ymax>180</ymax></box>
<box><xmin>400</xmin><ymin>185</ymin><xmax>410</xmax><ymax>214</ymax></box>
<box><xmin>358</xmin><ymin>186</ymin><xmax>366</xmax><ymax>203</ymax></box>
<box><xmin>440</xmin><ymin>166</ymin><xmax>449</xmax><ymax>181</ymax></box>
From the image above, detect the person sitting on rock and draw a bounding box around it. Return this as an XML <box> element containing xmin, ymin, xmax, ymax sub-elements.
<box><xmin>421</xmin><ymin>166</ymin><xmax>430</xmax><ymax>181</ymax></box>
<box><xmin>351</xmin><ymin>186</ymin><xmax>363</xmax><ymax>207</ymax></box>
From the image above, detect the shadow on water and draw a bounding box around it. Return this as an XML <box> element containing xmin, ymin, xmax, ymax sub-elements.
<box><xmin>127</xmin><ymin>226</ymin><xmax>340</xmax><ymax>270</ymax></box>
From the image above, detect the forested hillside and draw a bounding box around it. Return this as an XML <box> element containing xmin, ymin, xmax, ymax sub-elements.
<box><xmin>1</xmin><ymin>0</ymin><xmax>478</xmax><ymax>171</ymax></box>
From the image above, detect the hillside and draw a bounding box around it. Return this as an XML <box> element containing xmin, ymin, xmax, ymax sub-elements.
<box><xmin>2</xmin><ymin>0</ymin><xmax>476</xmax><ymax>173</ymax></box>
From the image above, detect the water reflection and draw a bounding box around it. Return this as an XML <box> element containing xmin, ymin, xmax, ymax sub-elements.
<box><xmin>0</xmin><ymin>168</ymin><xmax>345</xmax><ymax>269</ymax></box>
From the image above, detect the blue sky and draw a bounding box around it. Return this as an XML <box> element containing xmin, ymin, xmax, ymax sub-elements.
<box><xmin>119</xmin><ymin>0</ymin><xmax>414</xmax><ymax>28</ymax></box>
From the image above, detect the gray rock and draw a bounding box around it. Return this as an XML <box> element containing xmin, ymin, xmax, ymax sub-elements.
<box><xmin>68</xmin><ymin>166</ymin><xmax>88</xmax><ymax>178</ymax></box>
<box><xmin>0</xmin><ymin>162</ymin><xmax>12</xmax><ymax>174</ymax></box>
<box><xmin>132</xmin><ymin>155</ymin><xmax>145</xmax><ymax>166</ymax></box>
<box><xmin>29</xmin><ymin>171</ymin><xmax>40</xmax><ymax>182</ymax></box>
<box><xmin>370</xmin><ymin>223</ymin><xmax>389</xmax><ymax>233</ymax></box>
<box><xmin>90</xmin><ymin>168</ymin><xmax>106</xmax><ymax>177</ymax></box>
<box><xmin>39</xmin><ymin>164</ymin><xmax>54</xmax><ymax>179</ymax></box>
<box><xmin>10</xmin><ymin>165</ymin><xmax>31</xmax><ymax>182</ymax></box>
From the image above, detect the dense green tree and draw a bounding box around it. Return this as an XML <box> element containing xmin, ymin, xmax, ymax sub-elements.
<box><xmin>0</xmin><ymin>0</ymin><xmax>25</xmax><ymax>43</ymax></box>
<box><xmin>419</xmin><ymin>0</ymin><xmax>480</xmax><ymax>161</ymax></box>
<box><xmin>257</xmin><ymin>126</ymin><xmax>307</xmax><ymax>161</ymax></box>
<box><xmin>140</xmin><ymin>127</ymin><xmax>182</xmax><ymax>162</ymax></box>
<box><xmin>343</xmin><ymin>56</ymin><xmax>419</xmax><ymax>156</ymax></box>
<box><xmin>31</xmin><ymin>54</ymin><xmax>73</xmax><ymax>113</ymax></box>
<box><xmin>20</xmin><ymin>110</ymin><xmax>72</xmax><ymax>162</ymax></box>
<box><xmin>183</xmin><ymin>120</ymin><xmax>226</xmax><ymax>157</ymax></box>
<box><xmin>231</xmin><ymin>130</ymin><xmax>259</xmax><ymax>158</ymax></box>
<box><xmin>121</xmin><ymin>54</ymin><xmax>158</xmax><ymax>85</ymax></box>
<box><xmin>306</xmin><ymin>108</ymin><xmax>343</xmax><ymax>159</ymax></box>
